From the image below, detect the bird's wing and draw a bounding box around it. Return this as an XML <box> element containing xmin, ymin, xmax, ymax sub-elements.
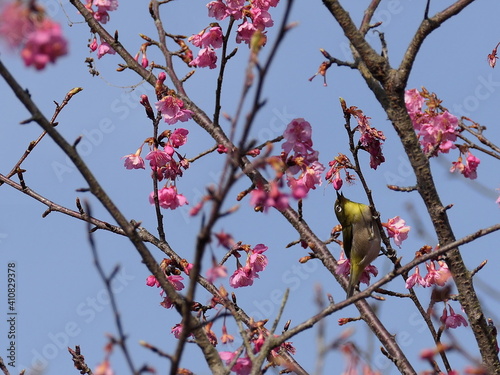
<box><xmin>342</xmin><ymin>222</ymin><xmax>353</xmax><ymax>259</ymax></box>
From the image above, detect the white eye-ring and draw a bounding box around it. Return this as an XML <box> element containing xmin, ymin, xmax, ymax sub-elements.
<box><xmin>335</xmin><ymin>204</ymin><xmax>342</xmax><ymax>213</ymax></box>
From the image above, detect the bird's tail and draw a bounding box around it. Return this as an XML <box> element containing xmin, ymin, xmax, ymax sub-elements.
<box><xmin>347</xmin><ymin>263</ymin><xmax>363</xmax><ymax>298</ymax></box>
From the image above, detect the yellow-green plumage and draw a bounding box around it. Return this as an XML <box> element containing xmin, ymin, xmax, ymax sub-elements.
<box><xmin>334</xmin><ymin>192</ymin><xmax>381</xmax><ymax>298</ymax></box>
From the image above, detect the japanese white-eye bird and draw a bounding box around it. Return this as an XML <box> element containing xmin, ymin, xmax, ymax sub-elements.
<box><xmin>334</xmin><ymin>191</ymin><xmax>381</xmax><ymax>298</ymax></box>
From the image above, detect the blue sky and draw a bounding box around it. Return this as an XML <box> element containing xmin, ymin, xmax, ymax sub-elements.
<box><xmin>1</xmin><ymin>0</ymin><xmax>500</xmax><ymax>374</ymax></box>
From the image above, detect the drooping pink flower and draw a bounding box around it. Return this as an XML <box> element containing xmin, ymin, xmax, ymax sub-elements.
<box><xmin>356</xmin><ymin>114</ymin><xmax>386</xmax><ymax>169</ymax></box>
<box><xmin>97</xmin><ymin>39</ymin><xmax>116</xmax><ymax>59</ymax></box>
<box><xmin>122</xmin><ymin>148</ymin><xmax>145</xmax><ymax>169</ymax></box>
<box><xmin>0</xmin><ymin>1</ymin><xmax>33</xmax><ymax>48</ymax></box>
<box><xmin>206</xmin><ymin>264</ymin><xmax>228</xmax><ymax>283</ymax></box>
<box><xmin>405</xmin><ymin>266</ymin><xmax>426</xmax><ymax>289</ymax></box>
<box><xmin>250</xmin><ymin>7</ymin><xmax>274</xmax><ymax>30</ymax></box>
<box><xmin>214</xmin><ymin>231</ymin><xmax>235</xmax><ymax>249</ymax></box>
<box><xmin>440</xmin><ymin>304</ymin><xmax>468</xmax><ymax>329</ymax></box>
<box><xmin>404</xmin><ymin>88</ymin><xmax>424</xmax><ymax>115</ymax></box>
<box><xmin>286</xmin><ymin>161</ymin><xmax>325</xmax><ymax>199</ymax></box>
<box><xmin>248</xmin><ymin>244</ymin><xmax>268</xmax><ymax>272</ymax></box>
<box><xmin>236</xmin><ymin>20</ymin><xmax>257</xmax><ymax>44</ymax></box>
<box><xmin>282</xmin><ymin>118</ymin><xmax>314</xmax><ymax>155</ymax></box>
<box><xmin>207</xmin><ymin>0</ymin><xmax>228</xmax><ymax>20</ymax></box>
<box><xmin>171</xmin><ymin>323</ymin><xmax>194</xmax><ymax>339</ymax></box>
<box><xmin>450</xmin><ymin>151</ymin><xmax>480</xmax><ymax>179</ymax></box>
<box><xmin>155</xmin><ymin>96</ymin><xmax>193</xmax><ymax>125</ymax></box>
<box><xmin>167</xmin><ymin>274</ymin><xmax>185</xmax><ymax>291</ymax></box>
<box><xmin>146</xmin><ymin>275</ymin><xmax>159</xmax><ymax>287</ymax></box>
<box><xmin>253</xmin><ymin>0</ymin><xmax>280</xmax><ymax>10</ymax></box>
<box><xmin>94</xmin><ymin>359</ymin><xmax>113</xmax><ymax>375</ymax></box>
<box><xmin>190</xmin><ymin>26</ymin><xmax>223</xmax><ymax>49</ymax></box>
<box><xmin>160</xmin><ymin>296</ymin><xmax>174</xmax><ymax>309</ymax></box>
<box><xmin>169</xmin><ymin>128</ymin><xmax>189</xmax><ymax>148</ymax></box>
<box><xmin>437</xmin><ymin>261</ymin><xmax>452</xmax><ymax>283</ymax></box>
<box><xmin>189</xmin><ymin>47</ymin><xmax>217</xmax><ymax>69</ymax></box>
<box><xmin>229</xmin><ymin>265</ymin><xmax>258</xmax><ymax>288</ymax></box>
<box><xmin>249</xmin><ymin>182</ymin><xmax>289</xmax><ymax>212</ymax></box>
<box><xmin>424</xmin><ymin>261</ymin><xmax>448</xmax><ymax>287</ymax></box>
<box><xmin>149</xmin><ymin>186</ymin><xmax>188</xmax><ymax>210</ymax></box>
<box><xmin>92</xmin><ymin>0</ymin><xmax>118</xmax><ymax>24</ymax></box>
<box><xmin>219</xmin><ymin>352</ymin><xmax>252</xmax><ymax>375</ymax></box>
<box><xmin>145</xmin><ymin>149</ymin><xmax>171</xmax><ymax>169</ymax></box>
<box><xmin>20</xmin><ymin>19</ymin><xmax>68</xmax><ymax>70</ymax></box>
<box><xmin>335</xmin><ymin>251</ymin><xmax>350</xmax><ymax>278</ymax></box>
<box><xmin>359</xmin><ymin>264</ymin><xmax>378</xmax><ymax>286</ymax></box>
<box><xmin>382</xmin><ymin>216</ymin><xmax>410</xmax><ymax>248</ymax></box>
<box><xmin>419</xmin><ymin>111</ymin><xmax>458</xmax><ymax>154</ymax></box>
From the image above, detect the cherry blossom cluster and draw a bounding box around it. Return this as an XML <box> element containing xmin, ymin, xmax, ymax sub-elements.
<box><xmin>354</xmin><ymin>110</ymin><xmax>386</xmax><ymax>170</ymax></box>
<box><xmin>188</xmin><ymin>0</ymin><xmax>280</xmax><ymax>69</ymax></box>
<box><xmin>0</xmin><ymin>1</ymin><xmax>68</xmax><ymax>70</ymax></box>
<box><xmin>84</xmin><ymin>1</ymin><xmax>119</xmax><ymax>58</ymax></box>
<box><xmin>84</xmin><ymin>0</ymin><xmax>118</xmax><ymax>24</ymax></box>
<box><xmin>405</xmin><ymin>88</ymin><xmax>481</xmax><ymax>180</ymax></box>
<box><xmin>382</xmin><ymin>216</ymin><xmax>410</xmax><ymax>248</ymax></box>
<box><xmin>228</xmin><ymin>243</ymin><xmax>269</xmax><ymax>288</ymax></box>
<box><xmin>405</xmin><ymin>246</ymin><xmax>452</xmax><ymax>289</ymax></box>
<box><xmin>122</xmin><ymin>74</ymin><xmax>193</xmax><ymax>210</ymax></box>
<box><xmin>336</xmin><ymin>103</ymin><xmax>385</xmax><ymax>173</ymax></box>
<box><xmin>324</xmin><ymin>153</ymin><xmax>356</xmax><ymax>191</ymax></box>
<box><xmin>145</xmin><ymin>258</ymin><xmax>193</xmax><ymax>309</ymax></box>
<box><xmin>219</xmin><ymin>331</ymin><xmax>295</xmax><ymax>375</ymax></box>
<box><xmin>249</xmin><ymin>118</ymin><xmax>325</xmax><ymax>211</ymax></box>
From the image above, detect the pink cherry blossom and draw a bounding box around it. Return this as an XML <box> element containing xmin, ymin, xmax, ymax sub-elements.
<box><xmin>170</xmin><ymin>128</ymin><xmax>189</xmax><ymax>148</ymax></box>
<box><xmin>149</xmin><ymin>186</ymin><xmax>188</xmax><ymax>210</ymax></box>
<box><xmin>229</xmin><ymin>265</ymin><xmax>258</xmax><ymax>288</ymax></box>
<box><xmin>219</xmin><ymin>352</ymin><xmax>252</xmax><ymax>375</ymax></box>
<box><xmin>167</xmin><ymin>274</ymin><xmax>185</xmax><ymax>290</ymax></box>
<box><xmin>145</xmin><ymin>275</ymin><xmax>159</xmax><ymax>287</ymax></box>
<box><xmin>97</xmin><ymin>40</ymin><xmax>116</xmax><ymax>59</ymax></box>
<box><xmin>282</xmin><ymin>118</ymin><xmax>313</xmax><ymax>155</ymax></box>
<box><xmin>207</xmin><ymin>0</ymin><xmax>228</xmax><ymax>20</ymax></box>
<box><xmin>450</xmin><ymin>151</ymin><xmax>481</xmax><ymax>180</ymax></box>
<box><xmin>359</xmin><ymin>264</ymin><xmax>378</xmax><ymax>286</ymax></box>
<box><xmin>404</xmin><ymin>88</ymin><xmax>424</xmax><ymax>115</ymax></box>
<box><xmin>145</xmin><ymin>149</ymin><xmax>171</xmax><ymax>169</ymax></box>
<box><xmin>190</xmin><ymin>26</ymin><xmax>223</xmax><ymax>49</ymax></box>
<box><xmin>20</xmin><ymin>19</ymin><xmax>68</xmax><ymax>70</ymax></box>
<box><xmin>248</xmin><ymin>244</ymin><xmax>268</xmax><ymax>272</ymax></box>
<box><xmin>405</xmin><ymin>266</ymin><xmax>426</xmax><ymax>289</ymax></box>
<box><xmin>206</xmin><ymin>264</ymin><xmax>228</xmax><ymax>283</ymax></box>
<box><xmin>155</xmin><ymin>96</ymin><xmax>193</xmax><ymax>124</ymax></box>
<box><xmin>236</xmin><ymin>21</ymin><xmax>257</xmax><ymax>44</ymax></box>
<box><xmin>356</xmin><ymin>114</ymin><xmax>386</xmax><ymax>169</ymax></box>
<box><xmin>122</xmin><ymin>148</ymin><xmax>145</xmax><ymax>170</ymax></box>
<box><xmin>335</xmin><ymin>251</ymin><xmax>350</xmax><ymax>278</ymax></box>
<box><xmin>440</xmin><ymin>304</ymin><xmax>468</xmax><ymax>329</ymax></box>
<box><xmin>189</xmin><ymin>47</ymin><xmax>217</xmax><ymax>69</ymax></box>
<box><xmin>249</xmin><ymin>182</ymin><xmax>289</xmax><ymax>212</ymax></box>
<box><xmin>383</xmin><ymin>216</ymin><xmax>410</xmax><ymax>248</ymax></box>
<box><xmin>424</xmin><ymin>261</ymin><xmax>448</xmax><ymax>287</ymax></box>
<box><xmin>250</xmin><ymin>7</ymin><xmax>274</xmax><ymax>30</ymax></box>
<box><xmin>0</xmin><ymin>1</ymin><xmax>33</xmax><ymax>48</ymax></box>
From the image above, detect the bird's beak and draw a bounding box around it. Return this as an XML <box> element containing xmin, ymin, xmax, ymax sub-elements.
<box><xmin>336</xmin><ymin>191</ymin><xmax>342</xmax><ymax>199</ymax></box>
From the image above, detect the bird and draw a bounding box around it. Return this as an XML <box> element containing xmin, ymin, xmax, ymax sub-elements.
<box><xmin>334</xmin><ymin>191</ymin><xmax>381</xmax><ymax>298</ymax></box>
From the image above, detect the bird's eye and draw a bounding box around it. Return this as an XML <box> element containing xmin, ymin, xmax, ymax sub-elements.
<box><xmin>335</xmin><ymin>204</ymin><xmax>342</xmax><ymax>213</ymax></box>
